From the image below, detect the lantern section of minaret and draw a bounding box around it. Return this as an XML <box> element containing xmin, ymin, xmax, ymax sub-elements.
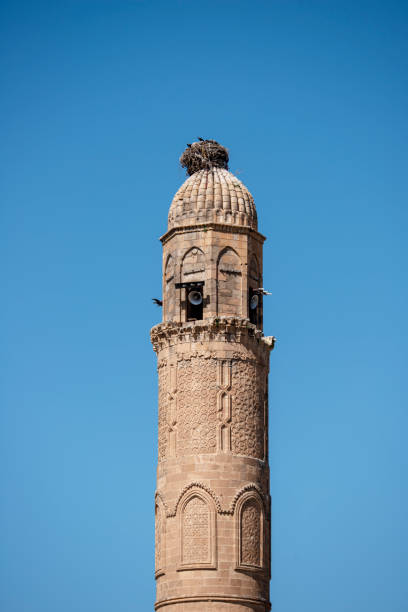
<box><xmin>151</xmin><ymin>140</ymin><xmax>275</xmax><ymax>612</ymax></box>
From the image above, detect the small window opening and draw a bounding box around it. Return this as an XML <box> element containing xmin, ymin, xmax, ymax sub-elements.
<box><xmin>249</xmin><ymin>288</ymin><xmax>262</xmax><ymax>326</ymax></box>
<box><xmin>175</xmin><ymin>281</ymin><xmax>204</xmax><ymax>322</ymax></box>
<box><xmin>187</xmin><ymin>286</ymin><xmax>203</xmax><ymax>320</ymax></box>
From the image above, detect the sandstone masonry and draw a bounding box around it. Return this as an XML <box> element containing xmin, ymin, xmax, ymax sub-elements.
<box><xmin>151</xmin><ymin>150</ymin><xmax>275</xmax><ymax>612</ymax></box>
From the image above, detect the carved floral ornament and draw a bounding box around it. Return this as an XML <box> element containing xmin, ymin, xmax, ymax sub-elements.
<box><xmin>235</xmin><ymin>489</ymin><xmax>265</xmax><ymax>571</ymax></box>
<box><xmin>157</xmin><ymin>352</ymin><xmax>268</xmax><ymax>461</ymax></box>
<box><xmin>155</xmin><ymin>484</ymin><xmax>267</xmax><ymax>576</ymax></box>
<box><xmin>178</xmin><ymin>489</ymin><xmax>217</xmax><ymax>570</ymax></box>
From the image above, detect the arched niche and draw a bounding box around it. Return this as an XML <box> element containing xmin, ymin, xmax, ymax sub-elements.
<box><xmin>155</xmin><ymin>495</ymin><xmax>166</xmax><ymax>578</ymax></box>
<box><xmin>216</xmin><ymin>247</ymin><xmax>242</xmax><ymax>316</ymax></box>
<box><xmin>181</xmin><ymin>247</ymin><xmax>205</xmax><ymax>282</ymax></box>
<box><xmin>165</xmin><ymin>254</ymin><xmax>175</xmax><ymax>282</ymax></box>
<box><xmin>178</xmin><ymin>489</ymin><xmax>217</xmax><ymax>570</ymax></box>
<box><xmin>249</xmin><ymin>254</ymin><xmax>260</xmax><ymax>285</ymax></box>
<box><xmin>164</xmin><ymin>254</ymin><xmax>176</xmax><ymax>321</ymax></box>
<box><xmin>181</xmin><ymin>247</ymin><xmax>206</xmax><ymax>321</ymax></box>
<box><xmin>235</xmin><ymin>491</ymin><xmax>264</xmax><ymax>571</ymax></box>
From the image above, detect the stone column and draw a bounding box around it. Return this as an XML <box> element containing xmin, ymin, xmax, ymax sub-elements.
<box><xmin>151</xmin><ymin>319</ymin><xmax>274</xmax><ymax>612</ymax></box>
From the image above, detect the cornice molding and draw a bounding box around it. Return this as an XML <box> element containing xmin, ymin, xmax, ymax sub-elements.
<box><xmin>150</xmin><ymin>317</ymin><xmax>275</xmax><ymax>356</ymax></box>
<box><xmin>156</xmin><ymin>481</ymin><xmax>269</xmax><ymax>519</ymax></box>
<box><xmin>155</xmin><ymin>594</ymin><xmax>271</xmax><ymax>610</ymax></box>
<box><xmin>169</xmin><ymin>481</ymin><xmax>222</xmax><ymax>517</ymax></box>
<box><xmin>160</xmin><ymin>221</ymin><xmax>266</xmax><ymax>246</ymax></box>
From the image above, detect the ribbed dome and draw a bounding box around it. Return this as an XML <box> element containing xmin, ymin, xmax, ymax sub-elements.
<box><xmin>168</xmin><ymin>168</ymin><xmax>257</xmax><ymax>231</ymax></box>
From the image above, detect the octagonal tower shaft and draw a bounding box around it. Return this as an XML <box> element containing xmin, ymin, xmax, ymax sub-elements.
<box><xmin>151</xmin><ymin>158</ymin><xmax>273</xmax><ymax>612</ymax></box>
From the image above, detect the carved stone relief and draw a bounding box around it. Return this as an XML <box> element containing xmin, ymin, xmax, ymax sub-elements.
<box><xmin>162</xmin><ymin>480</ymin><xmax>267</xmax><ymax>518</ymax></box>
<box><xmin>158</xmin><ymin>363</ymin><xmax>168</xmax><ymax>461</ymax></box>
<box><xmin>182</xmin><ymin>496</ymin><xmax>210</xmax><ymax>565</ymax></box>
<box><xmin>155</xmin><ymin>501</ymin><xmax>165</xmax><ymax>576</ymax></box>
<box><xmin>158</xmin><ymin>359</ymin><xmax>178</xmax><ymax>461</ymax></box>
<box><xmin>240</xmin><ymin>499</ymin><xmax>261</xmax><ymax>567</ymax></box>
<box><xmin>160</xmin><ymin>355</ymin><xmax>267</xmax><ymax>461</ymax></box>
<box><xmin>217</xmin><ymin>360</ymin><xmax>232</xmax><ymax>452</ymax></box>
<box><xmin>167</xmin><ymin>360</ymin><xmax>177</xmax><ymax>457</ymax></box>
<box><xmin>231</xmin><ymin>360</ymin><xmax>266</xmax><ymax>459</ymax></box>
<box><xmin>177</xmin><ymin>357</ymin><xmax>217</xmax><ymax>456</ymax></box>
<box><xmin>151</xmin><ymin>318</ymin><xmax>272</xmax><ymax>367</ymax></box>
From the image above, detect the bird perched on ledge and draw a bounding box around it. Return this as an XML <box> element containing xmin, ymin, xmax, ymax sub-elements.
<box><xmin>255</xmin><ymin>288</ymin><xmax>272</xmax><ymax>296</ymax></box>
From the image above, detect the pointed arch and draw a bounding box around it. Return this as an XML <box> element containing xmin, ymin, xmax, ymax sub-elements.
<box><xmin>216</xmin><ymin>246</ymin><xmax>242</xmax><ymax>316</ymax></box>
<box><xmin>234</xmin><ymin>489</ymin><xmax>265</xmax><ymax>571</ymax></box>
<box><xmin>181</xmin><ymin>247</ymin><xmax>206</xmax><ymax>322</ymax></box>
<box><xmin>173</xmin><ymin>481</ymin><xmax>222</xmax><ymax>516</ymax></box>
<box><xmin>177</xmin><ymin>486</ymin><xmax>217</xmax><ymax>570</ymax></box>
<box><xmin>181</xmin><ymin>247</ymin><xmax>205</xmax><ymax>282</ymax></box>
<box><xmin>249</xmin><ymin>254</ymin><xmax>260</xmax><ymax>284</ymax></box>
<box><xmin>164</xmin><ymin>253</ymin><xmax>176</xmax><ymax>321</ymax></box>
<box><xmin>230</xmin><ymin>483</ymin><xmax>267</xmax><ymax>515</ymax></box>
<box><xmin>165</xmin><ymin>254</ymin><xmax>175</xmax><ymax>282</ymax></box>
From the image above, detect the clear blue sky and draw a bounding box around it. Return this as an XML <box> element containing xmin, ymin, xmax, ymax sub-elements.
<box><xmin>1</xmin><ymin>1</ymin><xmax>407</xmax><ymax>611</ymax></box>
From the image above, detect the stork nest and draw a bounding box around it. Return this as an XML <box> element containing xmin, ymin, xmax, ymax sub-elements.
<box><xmin>180</xmin><ymin>139</ymin><xmax>229</xmax><ymax>175</ymax></box>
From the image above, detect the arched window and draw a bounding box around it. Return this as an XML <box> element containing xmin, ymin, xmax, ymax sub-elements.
<box><xmin>248</xmin><ymin>254</ymin><xmax>262</xmax><ymax>327</ymax></box>
<box><xmin>181</xmin><ymin>247</ymin><xmax>205</xmax><ymax>321</ymax></box>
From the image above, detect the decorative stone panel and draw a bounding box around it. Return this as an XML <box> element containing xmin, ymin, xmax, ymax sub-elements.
<box><xmin>158</xmin><ymin>359</ymin><xmax>178</xmax><ymax>461</ymax></box>
<box><xmin>158</xmin><ymin>362</ymin><xmax>168</xmax><ymax>461</ymax></box>
<box><xmin>178</xmin><ymin>490</ymin><xmax>217</xmax><ymax>570</ymax></box>
<box><xmin>155</xmin><ymin>499</ymin><xmax>166</xmax><ymax>578</ymax></box>
<box><xmin>216</xmin><ymin>359</ymin><xmax>232</xmax><ymax>452</ymax></box>
<box><xmin>151</xmin><ymin>317</ymin><xmax>274</xmax><ymax>364</ymax></box>
<box><xmin>177</xmin><ymin>357</ymin><xmax>218</xmax><ymax>456</ymax></box>
<box><xmin>183</xmin><ymin>496</ymin><xmax>209</xmax><ymax>563</ymax></box>
<box><xmin>235</xmin><ymin>492</ymin><xmax>264</xmax><ymax>572</ymax></box>
<box><xmin>241</xmin><ymin>500</ymin><xmax>261</xmax><ymax>566</ymax></box>
<box><xmin>231</xmin><ymin>360</ymin><xmax>266</xmax><ymax>460</ymax></box>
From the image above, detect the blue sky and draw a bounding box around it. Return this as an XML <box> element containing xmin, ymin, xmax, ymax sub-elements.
<box><xmin>1</xmin><ymin>1</ymin><xmax>407</xmax><ymax>611</ymax></box>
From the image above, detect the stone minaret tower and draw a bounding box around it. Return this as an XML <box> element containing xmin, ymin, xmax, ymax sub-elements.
<box><xmin>151</xmin><ymin>140</ymin><xmax>275</xmax><ymax>612</ymax></box>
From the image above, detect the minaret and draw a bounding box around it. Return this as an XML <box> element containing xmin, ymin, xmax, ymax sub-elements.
<box><xmin>151</xmin><ymin>140</ymin><xmax>275</xmax><ymax>612</ymax></box>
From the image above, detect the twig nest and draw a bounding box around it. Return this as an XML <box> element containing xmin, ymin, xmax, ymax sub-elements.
<box><xmin>180</xmin><ymin>140</ymin><xmax>229</xmax><ymax>176</ymax></box>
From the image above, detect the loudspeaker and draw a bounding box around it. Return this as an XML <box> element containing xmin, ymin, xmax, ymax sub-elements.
<box><xmin>188</xmin><ymin>290</ymin><xmax>203</xmax><ymax>306</ymax></box>
<box><xmin>250</xmin><ymin>294</ymin><xmax>259</xmax><ymax>310</ymax></box>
